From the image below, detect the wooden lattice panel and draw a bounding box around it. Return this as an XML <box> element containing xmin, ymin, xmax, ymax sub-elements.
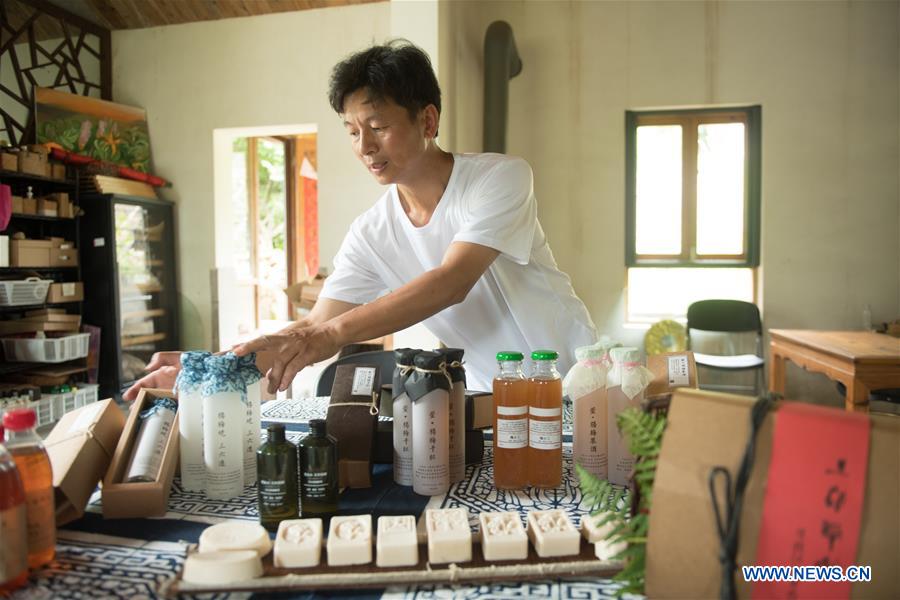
<box><xmin>0</xmin><ymin>0</ymin><xmax>110</xmax><ymax>146</ymax></box>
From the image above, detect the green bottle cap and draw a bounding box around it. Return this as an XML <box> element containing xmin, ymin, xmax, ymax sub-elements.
<box><xmin>496</xmin><ymin>351</ymin><xmax>524</xmax><ymax>361</ymax></box>
<box><xmin>531</xmin><ymin>350</ymin><xmax>559</xmax><ymax>361</ymax></box>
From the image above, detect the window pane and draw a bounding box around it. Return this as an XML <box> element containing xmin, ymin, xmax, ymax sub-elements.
<box><xmin>636</xmin><ymin>125</ymin><xmax>682</xmax><ymax>255</ymax></box>
<box><xmin>696</xmin><ymin>123</ymin><xmax>745</xmax><ymax>255</ymax></box>
<box><xmin>256</xmin><ymin>139</ymin><xmax>288</xmax><ymax>322</ymax></box>
<box><xmin>231</xmin><ymin>137</ymin><xmax>252</xmax><ymax>281</ymax></box>
<box><xmin>627</xmin><ymin>267</ymin><xmax>754</xmax><ymax>323</ymax></box>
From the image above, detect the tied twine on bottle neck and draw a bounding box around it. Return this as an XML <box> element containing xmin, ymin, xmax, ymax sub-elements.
<box><xmin>327</xmin><ymin>392</ymin><xmax>380</xmax><ymax>416</ymax></box>
<box><xmin>414</xmin><ymin>360</ymin><xmax>463</xmax><ymax>388</ymax></box>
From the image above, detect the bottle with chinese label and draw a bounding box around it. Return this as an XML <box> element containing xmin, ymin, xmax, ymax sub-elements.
<box><xmin>406</xmin><ymin>351</ymin><xmax>451</xmax><ymax>496</ymax></box>
<box><xmin>392</xmin><ymin>348</ymin><xmax>418</xmax><ymax>486</ymax></box>
<box><xmin>256</xmin><ymin>423</ymin><xmax>299</xmax><ymax>531</ymax></box>
<box><xmin>201</xmin><ymin>353</ymin><xmax>245</xmax><ymax>500</ymax></box>
<box><xmin>563</xmin><ymin>342</ymin><xmax>613</xmax><ymax>479</ymax></box>
<box><xmin>175</xmin><ymin>351</ymin><xmax>210</xmax><ymax>493</ymax></box>
<box><xmin>2</xmin><ymin>408</ymin><xmax>55</xmax><ymax>569</ymax></box>
<box><xmin>606</xmin><ymin>347</ymin><xmax>654</xmax><ymax>486</ymax></box>
<box><xmin>528</xmin><ymin>350</ymin><xmax>563</xmax><ymax>489</ymax></box>
<box><xmin>299</xmin><ymin>419</ymin><xmax>338</xmax><ymax>518</ymax></box>
<box><xmin>0</xmin><ymin>425</ymin><xmax>28</xmax><ymax>592</ymax></box>
<box><xmin>437</xmin><ymin>348</ymin><xmax>466</xmax><ymax>483</ymax></box>
<box><xmin>492</xmin><ymin>351</ymin><xmax>528</xmax><ymax>490</ymax></box>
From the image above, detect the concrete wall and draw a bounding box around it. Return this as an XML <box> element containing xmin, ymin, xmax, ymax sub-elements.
<box><xmin>439</xmin><ymin>0</ymin><xmax>899</xmax><ymax>404</ymax></box>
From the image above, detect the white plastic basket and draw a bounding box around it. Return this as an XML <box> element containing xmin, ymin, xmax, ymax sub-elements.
<box><xmin>27</xmin><ymin>398</ymin><xmax>54</xmax><ymax>427</ymax></box>
<box><xmin>48</xmin><ymin>383</ymin><xmax>99</xmax><ymax>421</ymax></box>
<box><xmin>0</xmin><ymin>278</ymin><xmax>52</xmax><ymax>307</ymax></box>
<box><xmin>1</xmin><ymin>333</ymin><xmax>90</xmax><ymax>363</ymax></box>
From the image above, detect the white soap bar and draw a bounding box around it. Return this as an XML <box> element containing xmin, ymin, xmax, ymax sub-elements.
<box><xmin>199</xmin><ymin>522</ymin><xmax>272</xmax><ymax>557</ymax></box>
<box><xmin>274</xmin><ymin>519</ymin><xmax>323</xmax><ymax>568</ymax></box>
<box><xmin>595</xmin><ymin>537</ymin><xmax>627</xmax><ymax>561</ymax></box>
<box><xmin>425</xmin><ymin>507</ymin><xmax>471</xmax><ymax>564</ymax></box>
<box><xmin>183</xmin><ymin>550</ymin><xmax>263</xmax><ymax>584</ymax></box>
<box><xmin>580</xmin><ymin>512</ymin><xmax>617</xmax><ymax>543</ymax></box>
<box><xmin>376</xmin><ymin>515</ymin><xmax>418</xmax><ymax>567</ymax></box>
<box><xmin>327</xmin><ymin>514</ymin><xmax>372</xmax><ymax>566</ymax></box>
<box><xmin>479</xmin><ymin>511</ymin><xmax>527</xmax><ymax>561</ymax></box>
<box><xmin>527</xmin><ymin>509</ymin><xmax>580</xmax><ymax>557</ymax></box>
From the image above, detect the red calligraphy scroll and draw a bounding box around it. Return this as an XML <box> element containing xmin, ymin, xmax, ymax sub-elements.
<box><xmin>752</xmin><ymin>403</ymin><xmax>870</xmax><ymax>599</ymax></box>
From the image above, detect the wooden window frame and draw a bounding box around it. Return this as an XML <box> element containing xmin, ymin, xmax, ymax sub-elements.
<box><xmin>625</xmin><ymin>106</ymin><xmax>761</xmax><ymax>268</ymax></box>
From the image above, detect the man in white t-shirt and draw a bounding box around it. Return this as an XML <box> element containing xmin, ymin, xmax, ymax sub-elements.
<box><xmin>124</xmin><ymin>41</ymin><xmax>596</xmax><ymax>399</ymax></box>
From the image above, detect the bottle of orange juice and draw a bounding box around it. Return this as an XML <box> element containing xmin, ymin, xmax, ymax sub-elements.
<box><xmin>528</xmin><ymin>350</ymin><xmax>563</xmax><ymax>488</ymax></box>
<box><xmin>0</xmin><ymin>424</ymin><xmax>28</xmax><ymax>591</ymax></box>
<box><xmin>492</xmin><ymin>351</ymin><xmax>528</xmax><ymax>490</ymax></box>
<box><xmin>3</xmin><ymin>408</ymin><xmax>56</xmax><ymax>569</ymax></box>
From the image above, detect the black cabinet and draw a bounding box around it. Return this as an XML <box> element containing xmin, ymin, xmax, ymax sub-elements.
<box><xmin>80</xmin><ymin>193</ymin><xmax>179</xmax><ymax>398</ymax></box>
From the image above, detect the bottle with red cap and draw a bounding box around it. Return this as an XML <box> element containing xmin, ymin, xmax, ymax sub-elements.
<box><xmin>3</xmin><ymin>408</ymin><xmax>56</xmax><ymax>569</ymax></box>
<box><xmin>0</xmin><ymin>423</ymin><xmax>28</xmax><ymax>591</ymax></box>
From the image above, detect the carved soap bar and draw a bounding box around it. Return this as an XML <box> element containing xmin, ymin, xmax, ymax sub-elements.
<box><xmin>425</xmin><ymin>507</ymin><xmax>472</xmax><ymax>564</ymax></box>
<box><xmin>183</xmin><ymin>550</ymin><xmax>262</xmax><ymax>584</ymax></box>
<box><xmin>479</xmin><ymin>511</ymin><xmax>527</xmax><ymax>561</ymax></box>
<box><xmin>526</xmin><ymin>509</ymin><xmax>580</xmax><ymax>557</ymax></box>
<box><xmin>274</xmin><ymin>519</ymin><xmax>323</xmax><ymax>568</ymax></box>
<box><xmin>198</xmin><ymin>522</ymin><xmax>272</xmax><ymax>557</ymax></box>
<box><xmin>327</xmin><ymin>514</ymin><xmax>373</xmax><ymax>566</ymax></box>
<box><xmin>376</xmin><ymin>515</ymin><xmax>418</xmax><ymax>567</ymax></box>
<box><xmin>580</xmin><ymin>512</ymin><xmax>617</xmax><ymax>543</ymax></box>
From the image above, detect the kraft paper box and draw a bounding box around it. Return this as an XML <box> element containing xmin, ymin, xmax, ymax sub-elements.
<box><xmin>47</xmin><ymin>281</ymin><xmax>84</xmax><ymax>303</ymax></box>
<box><xmin>326</xmin><ymin>363</ymin><xmax>379</xmax><ymax>488</ymax></box>
<box><xmin>44</xmin><ymin>398</ymin><xmax>125</xmax><ymax>525</ymax></box>
<box><xmin>102</xmin><ymin>388</ymin><xmax>180</xmax><ymax>519</ymax></box>
<box><xmin>1</xmin><ymin>151</ymin><xmax>17</xmax><ymax>171</ymax></box>
<box><xmin>11</xmin><ymin>239</ymin><xmax>52</xmax><ymax>267</ymax></box>
<box><xmin>645</xmin><ymin>388</ymin><xmax>899</xmax><ymax>598</ymax></box>
<box><xmin>645</xmin><ymin>351</ymin><xmax>698</xmax><ymax>398</ymax></box>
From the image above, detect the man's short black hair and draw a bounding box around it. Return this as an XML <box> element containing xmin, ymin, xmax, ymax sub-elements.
<box><xmin>328</xmin><ymin>40</ymin><xmax>441</xmax><ymax>125</ymax></box>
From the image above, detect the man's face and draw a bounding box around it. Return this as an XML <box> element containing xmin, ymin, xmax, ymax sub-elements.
<box><xmin>342</xmin><ymin>89</ymin><xmax>429</xmax><ymax>185</ymax></box>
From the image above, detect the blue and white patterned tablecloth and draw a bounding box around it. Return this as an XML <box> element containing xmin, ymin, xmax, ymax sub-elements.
<box><xmin>14</xmin><ymin>397</ymin><xmax>632</xmax><ymax>600</ymax></box>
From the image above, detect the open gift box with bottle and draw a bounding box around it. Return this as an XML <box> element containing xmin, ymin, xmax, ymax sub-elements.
<box><xmin>101</xmin><ymin>388</ymin><xmax>180</xmax><ymax>519</ymax></box>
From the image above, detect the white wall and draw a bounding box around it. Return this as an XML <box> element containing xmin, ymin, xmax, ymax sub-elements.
<box><xmin>439</xmin><ymin>0</ymin><xmax>900</xmax><ymax>404</ymax></box>
<box><xmin>112</xmin><ymin>1</ymin><xmax>392</xmax><ymax>349</ymax></box>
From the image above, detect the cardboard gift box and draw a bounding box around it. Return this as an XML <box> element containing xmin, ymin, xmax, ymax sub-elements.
<box><xmin>51</xmin><ymin>163</ymin><xmax>66</xmax><ymax>180</ymax></box>
<box><xmin>10</xmin><ymin>239</ymin><xmax>52</xmax><ymax>267</ymax></box>
<box><xmin>1</xmin><ymin>151</ymin><xmax>17</xmax><ymax>171</ymax></box>
<box><xmin>326</xmin><ymin>363</ymin><xmax>379</xmax><ymax>488</ymax></box>
<box><xmin>11</xmin><ymin>195</ymin><xmax>23</xmax><ymax>213</ymax></box>
<box><xmin>645</xmin><ymin>351</ymin><xmax>699</xmax><ymax>398</ymax></box>
<box><xmin>22</xmin><ymin>197</ymin><xmax>36</xmax><ymax>215</ymax></box>
<box><xmin>44</xmin><ymin>398</ymin><xmax>126</xmax><ymax>525</ymax></box>
<box><xmin>17</xmin><ymin>149</ymin><xmax>47</xmax><ymax>176</ymax></box>
<box><xmin>50</xmin><ymin>244</ymin><xmax>78</xmax><ymax>267</ymax></box>
<box><xmin>38</xmin><ymin>198</ymin><xmax>58</xmax><ymax>217</ymax></box>
<box><xmin>47</xmin><ymin>281</ymin><xmax>84</xmax><ymax>303</ymax></box>
<box><xmin>102</xmin><ymin>388</ymin><xmax>180</xmax><ymax>519</ymax></box>
<box><xmin>284</xmin><ymin>275</ymin><xmax>326</xmax><ymax>316</ymax></box>
<box><xmin>645</xmin><ymin>388</ymin><xmax>900</xmax><ymax>598</ymax></box>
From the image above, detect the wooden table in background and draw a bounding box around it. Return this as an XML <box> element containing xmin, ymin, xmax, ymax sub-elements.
<box><xmin>769</xmin><ymin>329</ymin><xmax>900</xmax><ymax>412</ymax></box>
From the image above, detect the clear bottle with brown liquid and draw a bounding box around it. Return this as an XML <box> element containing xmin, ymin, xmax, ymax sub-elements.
<box><xmin>0</xmin><ymin>424</ymin><xmax>28</xmax><ymax>592</ymax></box>
<box><xmin>3</xmin><ymin>408</ymin><xmax>56</xmax><ymax>569</ymax></box>
<box><xmin>527</xmin><ymin>350</ymin><xmax>563</xmax><ymax>489</ymax></box>
<box><xmin>492</xmin><ymin>351</ymin><xmax>529</xmax><ymax>490</ymax></box>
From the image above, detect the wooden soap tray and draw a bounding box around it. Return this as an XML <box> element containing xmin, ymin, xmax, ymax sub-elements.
<box><xmin>160</xmin><ymin>537</ymin><xmax>621</xmax><ymax>596</ymax></box>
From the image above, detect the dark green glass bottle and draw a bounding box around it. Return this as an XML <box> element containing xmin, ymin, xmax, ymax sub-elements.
<box><xmin>299</xmin><ymin>419</ymin><xmax>338</xmax><ymax>518</ymax></box>
<box><xmin>256</xmin><ymin>423</ymin><xmax>299</xmax><ymax>531</ymax></box>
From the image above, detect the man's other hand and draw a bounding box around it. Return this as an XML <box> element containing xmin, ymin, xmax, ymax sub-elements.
<box><xmin>123</xmin><ymin>351</ymin><xmax>181</xmax><ymax>401</ymax></box>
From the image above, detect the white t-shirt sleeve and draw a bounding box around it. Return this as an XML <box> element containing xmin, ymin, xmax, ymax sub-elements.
<box><xmin>319</xmin><ymin>220</ymin><xmax>387</xmax><ymax>305</ymax></box>
<box><xmin>452</xmin><ymin>157</ymin><xmax>537</xmax><ymax>265</ymax></box>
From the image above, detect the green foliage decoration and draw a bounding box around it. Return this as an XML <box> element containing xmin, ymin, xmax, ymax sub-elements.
<box><xmin>577</xmin><ymin>406</ymin><xmax>667</xmax><ymax>596</ymax></box>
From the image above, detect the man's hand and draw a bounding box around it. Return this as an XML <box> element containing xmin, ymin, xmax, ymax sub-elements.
<box><xmin>233</xmin><ymin>323</ymin><xmax>343</xmax><ymax>394</ymax></box>
<box><xmin>123</xmin><ymin>351</ymin><xmax>182</xmax><ymax>401</ymax></box>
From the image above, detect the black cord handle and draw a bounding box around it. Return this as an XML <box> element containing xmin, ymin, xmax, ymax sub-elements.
<box><xmin>708</xmin><ymin>393</ymin><xmax>777</xmax><ymax>600</ymax></box>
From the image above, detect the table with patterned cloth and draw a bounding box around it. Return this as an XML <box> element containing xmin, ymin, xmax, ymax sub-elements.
<box><xmin>13</xmin><ymin>398</ymin><xmax>632</xmax><ymax>600</ymax></box>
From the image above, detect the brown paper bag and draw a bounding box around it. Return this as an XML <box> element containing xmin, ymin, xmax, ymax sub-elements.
<box><xmin>645</xmin><ymin>388</ymin><xmax>899</xmax><ymax>598</ymax></box>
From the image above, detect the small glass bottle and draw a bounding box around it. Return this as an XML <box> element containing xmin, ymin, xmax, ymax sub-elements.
<box><xmin>3</xmin><ymin>408</ymin><xmax>56</xmax><ymax>569</ymax></box>
<box><xmin>256</xmin><ymin>423</ymin><xmax>299</xmax><ymax>532</ymax></box>
<box><xmin>492</xmin><ymin>351</ymin><xmax>529</xmax><ymax>490</ymax></box>
<box><xmin>528</xmin><ymin>350</ymin><xmax>563</xmax><ymax>489</ymax></box>
<box><xmin>0</xmin><ymin>425</ymin><xmax>28</xmax><ymax>592</ymax></box>
<box><xmin>299</xmin><ymin>419</ymin><xmax>338</xmax><ymax>518</ymax></box>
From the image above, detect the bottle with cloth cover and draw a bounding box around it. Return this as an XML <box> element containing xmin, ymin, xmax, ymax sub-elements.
<box><xmin>174</xmin><ymin>351</ymin><xmax>211</xmax><ymax>493</ymax></box>
<box><xmin>606</xmin><ymin>346</ymin><xmax>654</xmax><ymax>486</ymax></box>
<box><xmin>201</xmin><ymin>353</ymin><xmax>248</xmax><ymax>500</ymax></box>
<box><xmin>435</xmin><ymin>347</ymin><xmax>466</xmax><ymax>483</ymax></box>
<box><xmin>405</xmin><ymin>350</ymin><xmax>451</xmax><ymax>496</ymax></box>
<box><xmin>236</xmin><ymin>353</ymin><xmax>263</xmax><ymax>486</ymax></box>
<box><xmin>391</xmin><ymin>348</ymin><xmax>419</xmax><ymax>486</ymax></box>
<box><xmin>563</xmin><ymin>338</ymin><xmax>621</xmax><ymax>479</ymax></box>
